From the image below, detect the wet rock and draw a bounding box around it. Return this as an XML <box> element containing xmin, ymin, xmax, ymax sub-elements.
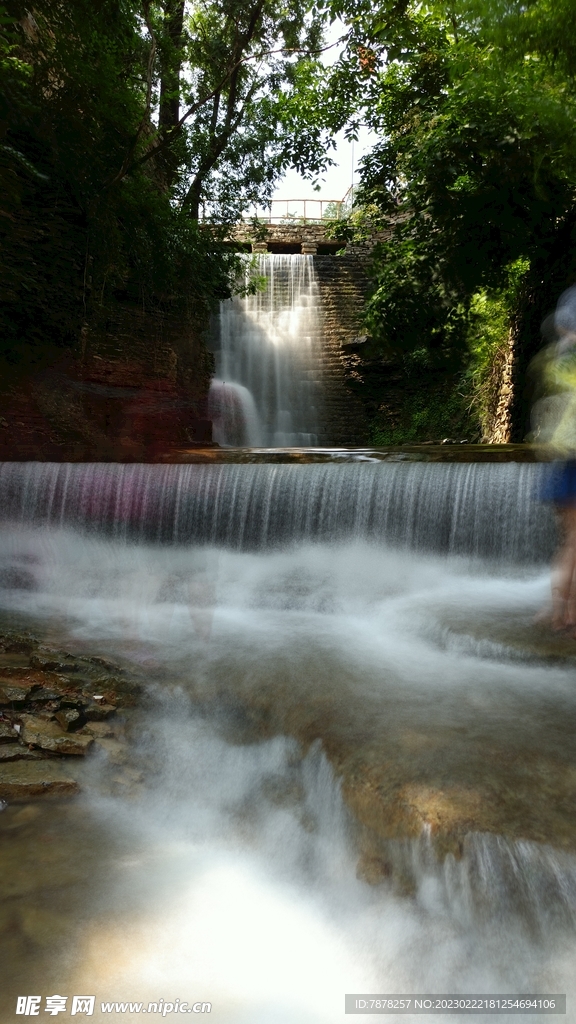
<box><xmin>0</xmin><ymin>682</ymin><xmax>39</xmax><ymax>703</ymax></box>
<box><xmin>84</xmin><ymin>702</ymin><xmax>116</xmax><ymax>721</ymax></box>
<box><xmin>0</xmin><ymin>668</ymin><xmax>65</xmax><ymax>705</ymax></box>
<box><xmin>5</xmin><ymin>804</ymin><xmax>42</xmax><ymax>826</ymax></box>
<box><xmin>356</xmin><ymin>852</ymin><xmax>393</xmax><ymax>886</ymax></box>
<box><xmin>21</xmin><ymin>708</ymin><xmax>57</xmax><ymax>722</ymax></box>
<box><xmin>179</xmin><ymin>625</ymin><xmax>576</xmax><ymax>860</ymax></box>
<box><xmin>28</xmin><ymin>688</ymin><xmax>67</xmax><ymax>703</ymax></box>
<box><xmin>261</xmin><ymin>773</ymin><xmax>304</xmax><ymax>808</ymax></box>
<box><xmin>0</xmin><ymin>722</ymin><xmax>18</xmax><ymax>743</ymax></box>
<box><xmin>0</xmin><ymin>667</ymin><xmax>58</xmax><ymax>684</ymax></box>
<box><xmin>82</xmin><ymin>720</ymin><xmax>117</xmax><ymax>738</ymax></box>
<box><xmin>0</xmin><ymin>746</ymin><xmax>46</xmax><ymax>762</ymax></box>
<box><xmin>109</xmin><ymin>766</ymin><xmax>144</xmax><ymax>795</ymax></box>
<box><xmin>19</xmin><ymin>715</ymin><xmax>93</xmax><ymax>756</ymax></box>
<box><xmin>342</xmin><ymin>775</ymin><xmax>487</xmax><ymax>859</ymax></box>
<box><xmin>0</xmin><ymin>808</ymin><xmax>93</xmax><ymax>900</ymax></box>
<box><xmin>55</xmin><ymin>709</ymin><xmax>81</xmax><ymax>731</ymax></box>
<box><xmin>0</xmin><ymin>761</ymin><xmax>79</xmax><ymax>799</ymax></box>
<box><xmin>88</xmin><ymin>654</ymin><xmax>122</xmax><ymax>671</ymax></box>
<box><xmin>0</xmin><ymin>638</ymin><xmax>34</xmax><ymax>655</ymax></box>
<box><xmin>92</xmin><ymin>737</ymin><xmax>128</xmax><ymax>765</ymax></box>
<box><xmin>29</xmin><ymin>654</ymin><xmax>79</xmax><ymax>673</ymax></box>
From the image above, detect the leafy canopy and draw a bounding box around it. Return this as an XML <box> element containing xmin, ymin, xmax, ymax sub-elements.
<box><xmin>0</xmin><ymin>0</ymin><xmax>344</xmax><ymax>367</ymax></box>
<box><xmin>328</xmin><ymin>0</ymin><xmax>576</xmax><ymax>362</ymax></box>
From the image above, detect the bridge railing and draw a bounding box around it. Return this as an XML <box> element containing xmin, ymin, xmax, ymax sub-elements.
<box><xmin>237</xmin><ymin>187</ymin><xmax>356</xmax><ymax>225</ymax></box>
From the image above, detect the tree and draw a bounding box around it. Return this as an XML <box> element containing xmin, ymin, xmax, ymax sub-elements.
<box><xmin>326</xmin><ymin>0</ymin><xmax>576</xmax><ymax>436</ymax></box>
<box><xmin>129</xmin><ymin>0</ymin><xmax>341</xmax><ymax>221</ymax></box>
<box><xmin>0</xmin><ymin>0</ymin><xmax>341</xmax><ymax>375</ymax></box>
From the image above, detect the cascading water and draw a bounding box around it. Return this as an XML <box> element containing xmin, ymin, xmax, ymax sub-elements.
<box><xmin>208</xmin><ymin>255</ymin><xmax>323</xmax><ymax>446</ymax></box>
<box><xmin>1</xmin><ymin>459</ymin><xmax>575</xmax><ymax>1023</ymax></box>
<box><xmin>0</xmin><ymin>460</ymin><xmax>556</xmax><ymax>561</ymax></box>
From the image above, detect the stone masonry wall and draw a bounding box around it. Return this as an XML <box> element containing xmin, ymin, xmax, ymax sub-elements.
<box><xmin>313</xmin><ymin>254</ymin><xmax>371</xmax><ymax>446</ymax></box>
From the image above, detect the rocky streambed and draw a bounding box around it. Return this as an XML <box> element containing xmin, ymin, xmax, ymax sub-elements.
<box><xmin>2</xmin><ymin>611</ymin><xmax>576</xmax><ymax>869</ymax></box>
<box><xmin>1</xmin><ymin>599</ymin><xmax>576</xmax><ymax>1018</ymax></box>
<box><xmin>0</xmin><ymin>630</ymin><xmax>142</xmax><ymax>801</ymax></box>
<box><xmin>167</xmin><ymin>610</ymin><xmax>576</xmax><ymax>873</ymax></box>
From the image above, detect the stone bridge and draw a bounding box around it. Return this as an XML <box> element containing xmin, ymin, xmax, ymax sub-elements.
<box><xmin>222</xmin><ymin>193</ymin><xmax>392</xmax><ymax>254</ymax></box>
<box><xmin>230</xmin><ymin>221</ymin><xmax>346</xmax><ymax>255</ymax></box>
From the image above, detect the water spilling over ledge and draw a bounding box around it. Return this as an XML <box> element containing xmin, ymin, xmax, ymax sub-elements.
<box><xmin>0</xmin><ymin>459</ymin><xmax>556</xmax><ymax>562</ymax></box>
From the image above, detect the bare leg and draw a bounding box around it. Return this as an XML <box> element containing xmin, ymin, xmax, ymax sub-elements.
<box><xmin>550</xmin><ymin>506</ymin><xmax>576</xmax><ymax>634</ymax></box>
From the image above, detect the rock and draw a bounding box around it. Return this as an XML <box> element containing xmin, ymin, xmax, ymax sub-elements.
<box><xmin>356</xmin><ymin>852</ymin><xmax>392</xmax><ymax>886</ymax></box>
<box><xmin>6</xmin><ymin>804</ymin><xmax>41</xmax><ymax>826</ymax></box>
<box><xmin>0</xmin><ymin>761</ymin><xmax>79</xmax><ymax>799</ymax></box>
<box><xmin>0</xmin><ymin>721</ymin><xmax>18</xmax><ymax>743</ymax></box>
<box><xmin>0</xmin><ymin>667</ymin><xmax>59</xmax><ymax>685</ymax></box>
<box><xmin>0</xmin><ymin>809</ymin><xmax>92</xmax><ymax>900</ymax></box>
<box><xmin>0</xmin><ymin>668</ymin><xmax>65</xmax><ymax>704</ymax></box>
<box><xmin>0</xmin><ymin>683</ymin><xmax>38</xmax><ymax>703</ymax></box>
<box><xmin>28</xmin><ymin>688</ymin><xmax>66</xmax><ymax>703</ymax></box>
<box><xmin>82</xmin><ymin>720</ymin><xmax>117</xmax><ymax>738</ymax></box>
<box><xmin>0</xmin><ymin>746</ymin><xmax>45</xmax><ymax>762</ymax></box>
<box><xmin>21</xmin><ymin>708</ymin><xmax>54</xmax><ymax>722</ymax></box>
<box><xmin>29</xmin><ymin>654</ymin><xmax>79</xmax><ymax>673</ymax></box>
<box><xmin>59</xmin><ymin>696</ymin><xmax>90</xmax><ymax>710</ymax></box>
<box><xmin>54</xmin><ymin>709</ymin><xmax>81</xmax><ymax>731</ymax></box>
<box><xmin>110</xmin><ymin>766</ymin><xmax>144</xmax><ymax>794</ymax></box>
<box><xmin>92</xmin><ymin>737</ymin><xmax>128</xmax><ymax>765</ymax></box>
<box><xmin>0</xmin><ymin>638</ymin><xmax>34</xmax><ymax>655</ymax></box>
<box><xmin>84</xmin><ymin>702</ymin><xmax>116</xmax><ymax>721</ymax></box>
<box><xmin>19</xmin><ymin>715</ymin><xmax>93</xmax><ymax>756</ymax></box>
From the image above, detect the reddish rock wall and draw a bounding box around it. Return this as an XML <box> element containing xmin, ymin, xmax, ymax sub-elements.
<box><xmin>0</xmin><ymin>301</ymin><xmax>214</xmax><ymax>461</ymax></box>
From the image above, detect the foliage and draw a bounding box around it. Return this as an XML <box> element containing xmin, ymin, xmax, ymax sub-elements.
<box><xmin>368</xmin><ymin>351</ymin><xmax>476</xmax><ymax>445</ymax></box>
<box><xmin>178</xmin><ymin>1</ymin><xmax>339</xmax><ymax>220</ymax></box>
<box><xmin>0</xmin><ymin>0</ymin><xmax>339</xmax><ymax>374</ymax></box>
<box><xmin>330</xmin><ymin>0</ymin><xmax>576</xmax><ymax>380</ymax></box>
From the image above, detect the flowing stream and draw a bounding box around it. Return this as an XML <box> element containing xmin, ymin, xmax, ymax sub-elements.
<box><xmin>1</xmin><ymin>461</ymin><xmax>576</xmax><ymax>1021</ymax></box>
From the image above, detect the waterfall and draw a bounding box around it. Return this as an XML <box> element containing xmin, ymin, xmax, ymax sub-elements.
<box><xmin>1</xmin><ymin>456</ymin><xmax>574</xmax><ymax>1017</ymax></box>
<box><xmin>210</xmin><ymin>255</ymin><xmax>323</xmax><ymax>446</ymax></box>
<box><xmin>0</xmin><ymin>460</ymin><xmax>556</xmax><ymax>562</ymax></box>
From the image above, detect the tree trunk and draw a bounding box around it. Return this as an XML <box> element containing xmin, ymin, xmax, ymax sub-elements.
<box><xmin>158</xmin><ymin>0</ymin><xmax>185</xmax><ymax>184</ymax></box>
<box><xmin>186</xmin><ymin>180</ymin><xmax>201</xmax><ymax>221</ymax></box>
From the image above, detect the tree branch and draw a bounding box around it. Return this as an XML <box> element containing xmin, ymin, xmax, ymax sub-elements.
<box><xmin>182</xmin><ymin>78</ymin><xmax>260</xmax><ymax>213</ymax></box>
<box><xmin>105</xmin><ymin>39</ymin><xmax>339</xmax><ymax>189</ymax></box>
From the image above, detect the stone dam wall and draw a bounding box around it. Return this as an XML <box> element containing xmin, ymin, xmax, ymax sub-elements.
<box><xmin>314</xmin><ymin>254</ymin><xmax>371</xmax><ymax>446</ymax></box>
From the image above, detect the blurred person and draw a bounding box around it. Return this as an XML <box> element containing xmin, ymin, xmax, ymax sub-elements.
<box><xmin>530</xmin><ymin>286</ymin><xmax>576</xmax><ymax>634</ymax></box>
